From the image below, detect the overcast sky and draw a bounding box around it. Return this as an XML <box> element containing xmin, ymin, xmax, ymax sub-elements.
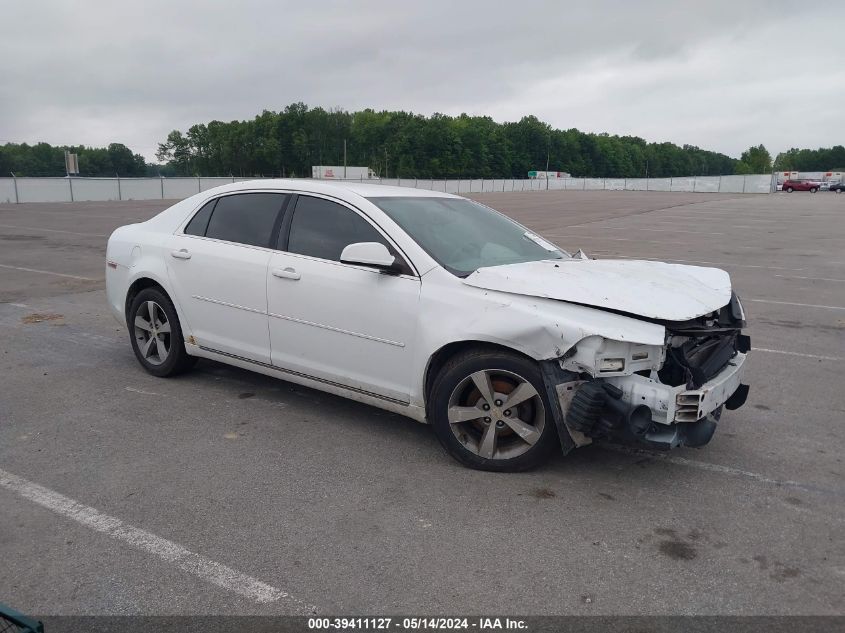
<box><xmin>1</xmin><ymin>0</ymin><xmax>842</xmax><ymax>162</ymax></box>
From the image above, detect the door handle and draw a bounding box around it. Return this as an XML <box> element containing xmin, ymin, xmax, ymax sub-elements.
<box><xmin>171</xmin><ymin>249</ymin><xmax>191</xmax><ymax>260</ymax></box>
<box><xmin>272</xmin><ymin>266</ymin><xmax>301</xmax><ymax>280</ymax></box>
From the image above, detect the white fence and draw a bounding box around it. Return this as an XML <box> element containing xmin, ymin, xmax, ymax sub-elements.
<box><xmin>0</xmin><ymin>174</ymin><xmax>775</xmax><ymax>204</ymax></box>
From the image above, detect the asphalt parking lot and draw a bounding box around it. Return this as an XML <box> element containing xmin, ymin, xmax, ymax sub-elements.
<box><xmin>1</xmin><ymin>189</ymin><xmax>843</xmax><ymax>616</ymax></box>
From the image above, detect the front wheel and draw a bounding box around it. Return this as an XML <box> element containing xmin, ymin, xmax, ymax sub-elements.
<box><xmin>128</xmin><ymin>287</ymin><xmax>197</xmax><ymax>377</ymax></box>
<box><xmin>429</xmin><ymin>349</ymin><xmax>560</xmax><ymax>471</ymax></box>
<box><xmin>835</xmin><ymin>188</ymin><xmax>842</xmax><ymax>194</ymax></box>
<box><xmin>786</xmin><ymin>187</ymin><xmax>794</xmax><ymax>192</ymax></box>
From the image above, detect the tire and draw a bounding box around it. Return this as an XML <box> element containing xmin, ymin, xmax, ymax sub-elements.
<box><xmin>429</xmin><ymin>349</ymin><xmax>560</xmax><ymax>472</ymax></box>
<box><xmin>128</xmin><ymin>287</ymin><xmax>197</xmax><ymax>377</ymax></box>
<box><xmin>786</xmin><ymin>187</ymin><xmax>793</xmax><ymax>192</ymax></box>
<box><xmin>810</xmin><ymin>187</ymin><xmax>818</xmax><ymax>193</ymax></box>
<box><xmin>835</xmin><ymin>188</ymin><xmax>842</xmax><ymax>194</ymax></box>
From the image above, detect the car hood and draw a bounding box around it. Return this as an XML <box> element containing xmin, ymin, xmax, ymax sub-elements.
<box><xmin>462</xmin><ymin>258</ymin><xmax>732</xmax><ymax>321</ymax></box>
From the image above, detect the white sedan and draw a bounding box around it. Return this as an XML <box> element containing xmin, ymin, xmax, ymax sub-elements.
<box><xmin>106</xmin><ymin>180</ymin><xmax>750</xmax><ymax>471</ymax></box>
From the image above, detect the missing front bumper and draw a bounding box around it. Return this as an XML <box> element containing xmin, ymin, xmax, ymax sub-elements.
<box><xmin>608</xmin><ymin>351</ymin><xmax>749</xmax><ymax>425</ymax></box>
<box><xmin>546</xmin><ymin>352</ymin><xmax>750</xmax><ymax>452</ymax></box>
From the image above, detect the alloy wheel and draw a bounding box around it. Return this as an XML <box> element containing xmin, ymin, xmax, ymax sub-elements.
<box><xmin>447</xmin><ymin>369</ymin><xmax>545</xmax><ymax>460</ymax></box>
<box><xmin>133</xmin><ymin>300</ymin><xmax>171</xmax><ymax>366</ymax></box>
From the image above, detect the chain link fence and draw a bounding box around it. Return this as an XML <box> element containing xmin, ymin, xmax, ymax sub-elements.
<box><xmin>0</xmin><ymin>174</ymin><xmax>775</xmax><ymax>204</ymax></box>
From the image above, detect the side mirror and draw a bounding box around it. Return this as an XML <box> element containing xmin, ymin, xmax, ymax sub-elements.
<box><xmin>340</xmin><ymin>242</ymin><xmax>398</xmax><ymax>272</ymax></box>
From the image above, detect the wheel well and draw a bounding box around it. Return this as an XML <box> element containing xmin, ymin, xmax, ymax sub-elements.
<box><xmin>423</xmin><ymin>340</ymin><xmax>537</xmax><ymax>406</ymax></box>
<box><xmin>125</xmin><ymin>278</ymin><xmax>167</xmax><ymax>323</ymax></box>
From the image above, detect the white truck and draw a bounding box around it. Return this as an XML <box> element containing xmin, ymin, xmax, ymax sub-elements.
<box><xmin>312</xmin><ymin>166</ymin><xmax>378</xmax><ymax>180</ymax></box>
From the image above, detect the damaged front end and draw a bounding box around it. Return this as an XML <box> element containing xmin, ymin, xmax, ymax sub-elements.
<box><xmin>543</xmin><ymin>293</ymin><xmax>751</xmax><ymax>452</ymax></box>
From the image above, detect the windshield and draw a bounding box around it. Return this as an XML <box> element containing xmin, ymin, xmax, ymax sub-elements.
<box><xmin>368</xmin><ymin>197</ymin><xmax>567</xmax><ymax>276</ymax></box>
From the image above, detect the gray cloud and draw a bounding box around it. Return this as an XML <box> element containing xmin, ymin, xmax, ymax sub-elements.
<box><xmin>1</xmin><ymin>0</ymin><xmax>841</xmax><ymax>161</ymax></box>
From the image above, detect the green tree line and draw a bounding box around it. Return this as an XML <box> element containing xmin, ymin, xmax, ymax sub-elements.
<box><xmin>0</xmin><ymin>142</ymin><xmax>156</xmax><ymax>177</ymax></box>
<box><xmin>5</xmin><ymin>104</ymin><xmax>840</xmax><ymax>179</ymax></box>
<box><xmin>773</xmin><ymin>146</ymin><xmax>845</xmax><ymax>172</ymax></box>
<box><xmin>155</xmin><ymin>103</ymin><xmax>741</xmax><ymax>178</ymax></box>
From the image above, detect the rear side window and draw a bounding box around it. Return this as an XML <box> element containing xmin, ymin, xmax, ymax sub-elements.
<box><xmin>287</xmin><ymin>196</ymin><xmax>390</xmax><ymax>262</ymax></box>
<box><xmin>204</xmin><ymin>193</ymin><xmax>286</xmax><ymax>247</ymax></box>
<box><xmin>184</xmin><ymin>199</ymin><xmax>216</xmax><ymax>236</ymax></box>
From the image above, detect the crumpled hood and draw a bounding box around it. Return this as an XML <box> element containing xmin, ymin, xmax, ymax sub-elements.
<box><xmin>463</xmin><ymin>258</ymin><xmax>732</xmax><ymax>321</ymax></box>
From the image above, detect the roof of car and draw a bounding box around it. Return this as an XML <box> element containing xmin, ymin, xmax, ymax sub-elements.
<box><xmin>143</xmin><ymin>179</ymin><xmax>462</xmax><ymax>234</ymax></box>
<box><xmin>223</xmin><ymin>178</ymin><xmax>461</xmax><ymax>199</ymax></box>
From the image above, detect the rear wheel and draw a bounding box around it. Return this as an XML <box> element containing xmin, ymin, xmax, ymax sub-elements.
<box><xmin>786</xmin><ymin>187</ymin><xmax>794</xmax><ymax>192</ymax></box>
<box><xmin>810</xmin><ymin>187</ymin><xmax>818</xmax><ymax>193</ymax></box>
<box><xmin>430</xmin><ymin>349</ymin><xmax>559</xmax><ymax>471</ymax></box>
<box><xmin>128</xmin><ymin>287</ymin><xmax>196</xmax><ymax>377</ymax></box>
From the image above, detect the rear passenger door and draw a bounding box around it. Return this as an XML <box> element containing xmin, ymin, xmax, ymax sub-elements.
<box><xmin>166</xmin><ymin>192</ymin><xmax>289</xmax><ymax>363</ymax></box>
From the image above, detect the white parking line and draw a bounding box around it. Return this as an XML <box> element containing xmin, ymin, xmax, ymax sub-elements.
<box><xmin>604</xmin><ymin>446</ymin><xmax>840</xmax><ymax>496</ymax></box>
<box><xmin>570</xmin><ymin>226</ymin><xmax>725</xmax><ymax>236</ymax></box>
<box><xmin>0</xmin><ymin>263</ymin><xmax>97</xmax><ymax>281</ymax></box>
<box><xmin>3</xmin><ymin>209</ymin><xmax>147</xmax><ymax>221</ymax></box>
<box><xmin>0</xmin><ymin>223</ymin><xmax>108</xmax><ymax>237</ymax></box>
<box><xmin>549</xmin><ymin>234</ymin><xmax>691</xmax><ymax>246</ymax></box>
<box><xmin>755</xmin><ymin>347</ymin><xmax>843</xmax><ymax>361</ymax></box>
<box><xmin>748</xmin><ymin>298</ymin><xmax>845</xmax><ymax>311</ymax></box>
<box><xmin>614</xmin><ymin>255</ymin><xmax>805</xmax><ymax>272</ymax></box>
<box><xmin>774</xmin><ymin>274</ymin><xmax>845</xmax><ymax>283</ymax></box>
<box><xmin>124</xmin><ymin>386</ymin><xmax>162</xmax><ymax>396</ymax></box>
<box><xmin>0</xmin><ymin>467</ymin><xmax>317</xmax><ymax>612</ymax></box>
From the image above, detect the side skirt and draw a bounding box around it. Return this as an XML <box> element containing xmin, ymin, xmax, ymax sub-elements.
<box><xmin>185</xmin><ymin>342</ymin><xmax>428</xmax><ymax>423</ymax></box>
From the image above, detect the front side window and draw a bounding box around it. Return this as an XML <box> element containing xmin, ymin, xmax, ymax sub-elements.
<box><xmin>202</xmin><ymin>193</ymin><xmax>286</xmax><ymax>247</ymax></box>
<box><xmin>287</xmin><ymin>196</ymin><xmax>390</xmax><ymax>262</ymax></box>
<box><xmin>368</xmin><ymin>197</ymin><xmax>567</xmax><ymax>276</ymax></box>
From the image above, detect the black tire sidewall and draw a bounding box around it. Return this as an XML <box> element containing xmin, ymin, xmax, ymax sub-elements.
<box><xmin>430</xmin><ymin>351</ymin><xmax>559</xmax><ymax>472</ymax></box>
<box><xmin>128</xmin><ymin>287</ymin><xmax>191</xmax><ymax>377</ymax></box>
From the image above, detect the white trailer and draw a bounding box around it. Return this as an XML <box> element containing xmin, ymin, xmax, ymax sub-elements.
<box><xmin>312</xmin><ymin>166</ymin><xmax>378</xmax><ymax>180</ymax></box>
<box><xmin>777</xmin><ymin>171</ymin><xmax>841</xmax><ymax>183</ymax></box>
<box><xmin>528</xmin><ymin>170</ymin><xmax>571</xmax><ymax>179</ymax></box>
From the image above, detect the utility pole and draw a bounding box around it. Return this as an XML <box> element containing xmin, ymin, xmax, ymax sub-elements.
<box><xmin>343</xmin><ymin>139</ymin><xmax>347</xmax><ymax>179</ymax></box>
<box><xmin>545</xmin><ymin>137</ymin><xmax>550</xmax><ymax>172</ymax></box>
<box><xmin>384</xmin><ymin>147</ymin><xmax>388</xmax><ymax>180</ymax></box>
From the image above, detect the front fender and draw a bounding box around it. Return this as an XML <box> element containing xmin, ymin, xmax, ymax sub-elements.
<box><xmin>413</xmin><ymin>274</ymin><xmax>665</xmax><ymax>406</ymax></box>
